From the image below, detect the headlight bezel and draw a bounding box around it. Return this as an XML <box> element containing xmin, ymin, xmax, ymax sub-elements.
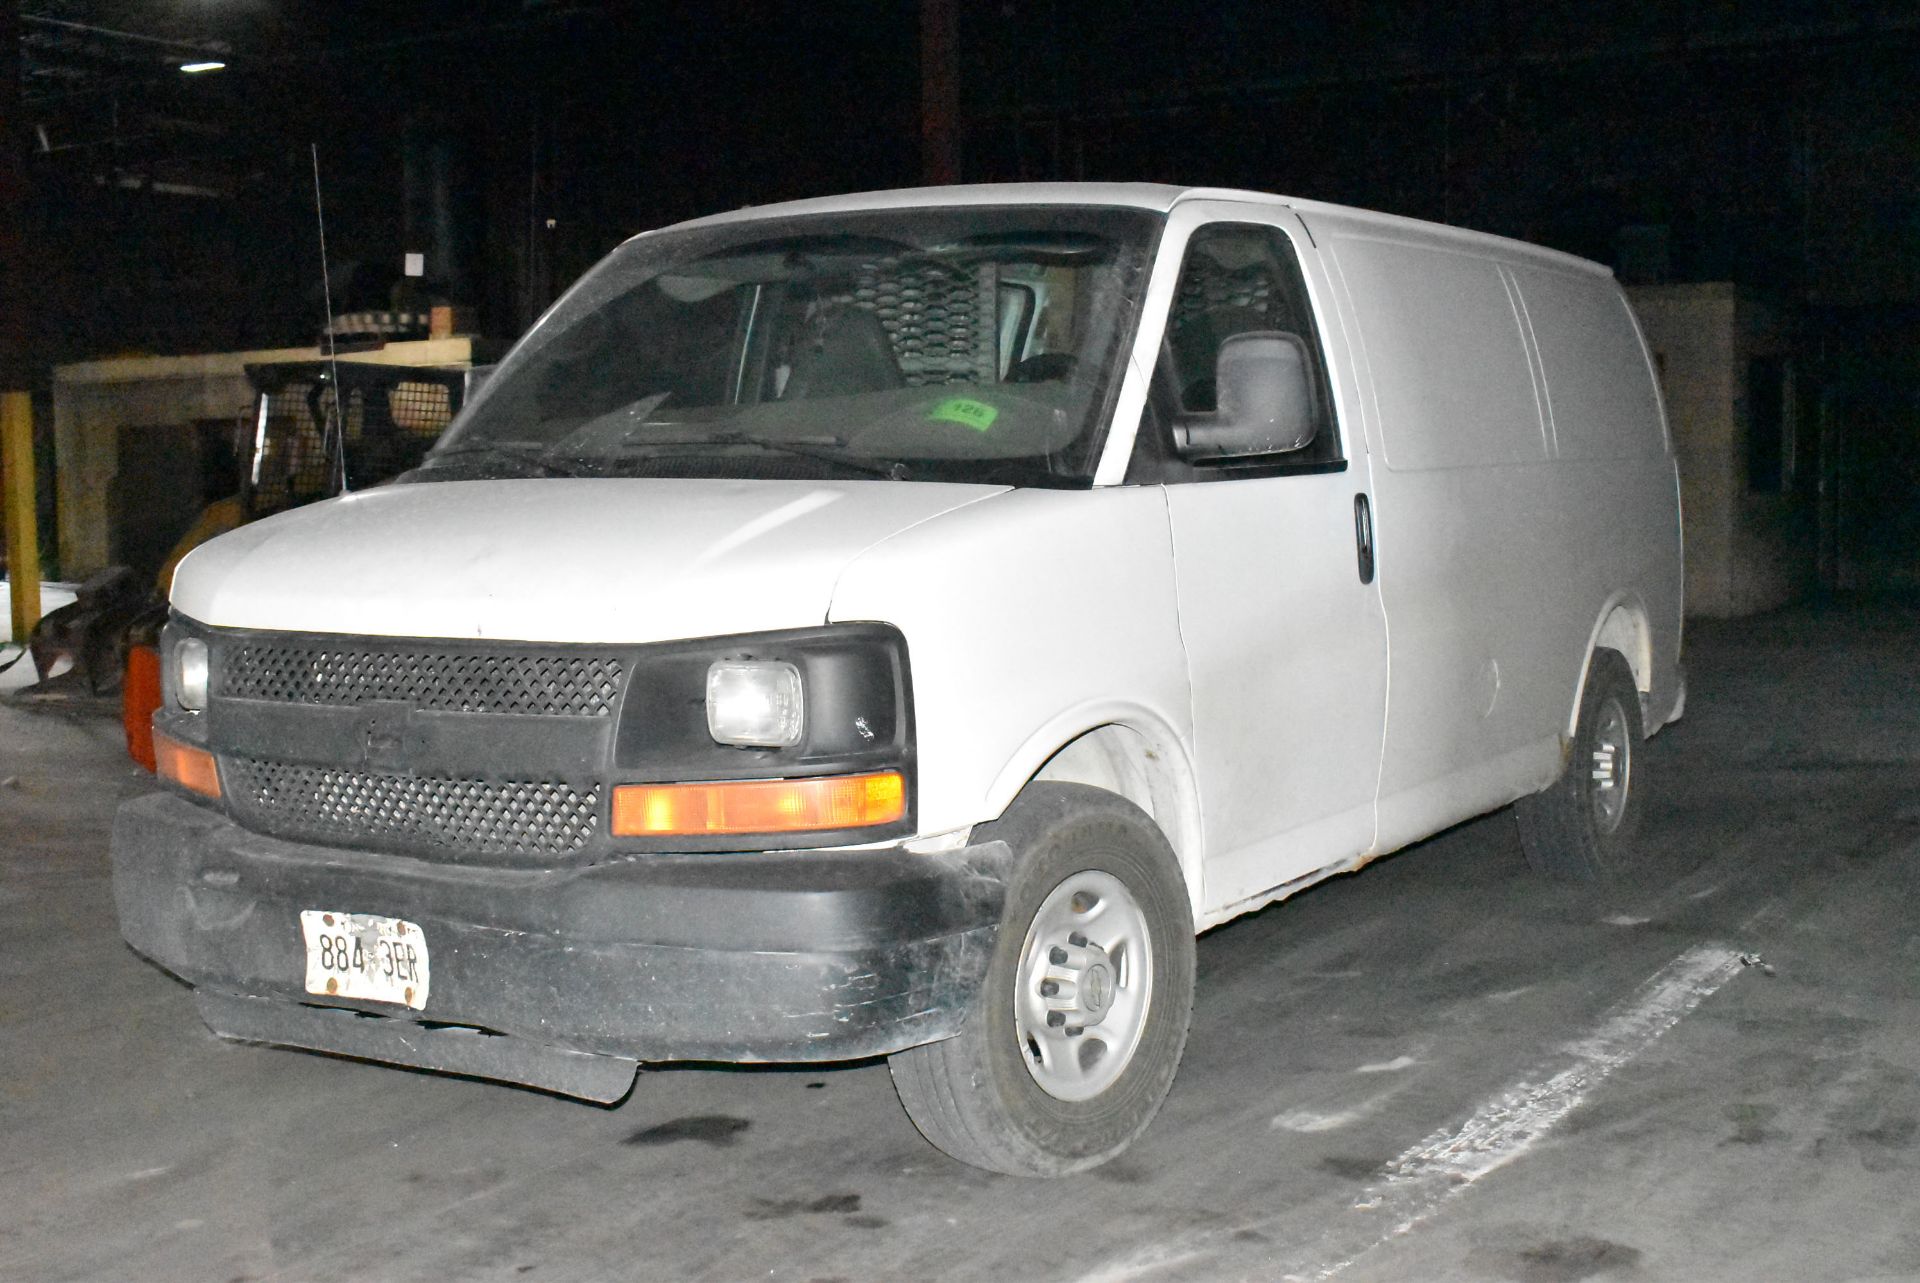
<box><xmin>611</xmin><ymin>621</ymin><xmax>916</xmax><ymax>850</ymax></box>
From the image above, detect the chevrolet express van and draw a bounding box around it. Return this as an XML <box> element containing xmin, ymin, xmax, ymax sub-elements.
<box><xmin>113</xmin><ymin>184</ymin><xmax>1683</xmax><ymax>1176</ymax></box>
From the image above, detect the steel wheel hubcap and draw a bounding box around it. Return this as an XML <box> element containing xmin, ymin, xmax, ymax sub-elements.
<box><xmin>1013</xmin><ymin>870</ymin><xmax>1153</xmax><ymax>1102</ymax></box>
<box><xmin>1589</xmin><ymin>697</ymin><xmax>1632</xmax><ymax>833</ymax></box>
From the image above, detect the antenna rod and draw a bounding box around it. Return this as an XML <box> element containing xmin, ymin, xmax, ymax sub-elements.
<box><xmin>310</xmin><ymin>143</ymin><xmax>347</xmax><ymax>492</ymax></box>
<box><xmin>311</xmin><ymin>143</ymin><xmax>338</xmax><ymax>356</ymax></box>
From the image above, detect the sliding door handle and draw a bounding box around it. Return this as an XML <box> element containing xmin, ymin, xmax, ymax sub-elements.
<box><xmin>1353</xmin><ymin>493</ymin><xmax>1375</xmax><ymax>585</ymax></box>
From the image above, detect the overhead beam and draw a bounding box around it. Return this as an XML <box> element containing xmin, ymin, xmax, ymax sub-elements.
<box><xmin>972</xmin><ymin>12</ymin><xmax>1920</xmax><ymax>124</ymax></box>
<box><xmin>20</xmin><ymin>13</ymin><xmax>228</xmax><ymax>57</ymax></box>
<box><xmin>21</xmin><ymin>34</ymin><xmax>181</xmax><ymax>78</ymax></box>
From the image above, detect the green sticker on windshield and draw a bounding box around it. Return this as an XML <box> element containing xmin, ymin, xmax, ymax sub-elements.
<box><xmin>928</xmin><ymin>397</ymin><xmax>999</xmax><ymax>432</ymax></box>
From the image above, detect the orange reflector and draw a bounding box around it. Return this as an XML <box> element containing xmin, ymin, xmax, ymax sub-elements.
<box><xmin>122</xmin><ymin>644</ymin><xmax>161</xmax><ymax>773</ymax></box>
<box><xmin>154</xmin><ymin>730</ymin><xmax>221</xmax><ymax>799</ymax></box>
<box><xmin>612</xmin><ymin>771</ymin><xmax>905</xmax><ymax>837</ymax></box>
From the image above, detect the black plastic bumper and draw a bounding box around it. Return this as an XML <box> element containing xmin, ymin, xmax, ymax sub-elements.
<box><xmin>111</xmin><ymin>791</ymin><xmax>1010</xmax><ymax>1100</ymax></box>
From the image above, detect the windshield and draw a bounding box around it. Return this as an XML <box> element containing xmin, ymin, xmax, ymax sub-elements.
<box><xmin>410</xmin><ymin>205</ymin><xmax>1160</xmax><ymax>488</ymax></box>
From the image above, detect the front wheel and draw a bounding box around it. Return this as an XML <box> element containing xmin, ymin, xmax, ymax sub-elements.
<box><xmin>1516</xmin><ymin>647</ymin><xmax>1644</xmax><ymax>880</ymax></box>
<box><xmin>889</xmin><ymin>783</ymin><xmax>1196</xmax><ymax>1177</ymax></box>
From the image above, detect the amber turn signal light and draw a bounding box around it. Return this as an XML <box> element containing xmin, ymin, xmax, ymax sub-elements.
<box><xmin>611</xmin><ymin>771</ymin><xmax>905</xmax><ymax>837</ymax></box>
<box><xmin>154</xmin><ymin>730</ymin><xmax>221</xmax><ymax>799</ymax></box>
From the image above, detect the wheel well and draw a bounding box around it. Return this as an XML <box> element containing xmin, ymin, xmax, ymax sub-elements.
<box><xmin>1581</xmin><ymin>599</ymin><xmax>1654</xmax><ymax>738</ymax></box>
<box><xmin>1592</xmin><ymin>601</ymin><xmax>1652</xmax><ymax>695</ymax></box>
<box><xmin>1030</xmin><ymin>724</ymin><xmax>1198</xmax><ymax>879</ymax></box>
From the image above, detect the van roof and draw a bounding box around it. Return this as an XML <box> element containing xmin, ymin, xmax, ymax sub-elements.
<box><xmin>645</xmin><ymin>182</ymin><xmax>1609</xmax><ymax>278</ymax></box>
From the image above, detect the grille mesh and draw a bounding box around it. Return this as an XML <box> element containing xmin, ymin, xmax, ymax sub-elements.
<box><xmin>224</xmin><ymin>757</ymin><xmax>600</xmax><ymax>857</ymax></box>
<box><xmin>220</xmin><ymin>647</ymin><xmax>624</xmax><ymax>717</ymax></box>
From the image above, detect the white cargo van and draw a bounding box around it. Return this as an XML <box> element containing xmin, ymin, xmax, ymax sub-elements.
<box><xmin>113</xmin><ymin>184</ymin><xmax>1683</xmax><ymax>1176</ymax></box>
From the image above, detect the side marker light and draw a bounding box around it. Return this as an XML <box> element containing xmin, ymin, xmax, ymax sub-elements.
<box><xmin>154</xmin><ymin>730</ymin><xmax>221</xmax><ymax>799</ymax></box>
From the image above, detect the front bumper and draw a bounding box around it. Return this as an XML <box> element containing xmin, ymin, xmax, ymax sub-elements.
<box><xmin>111</xmin><ymin>791</ymin><xmax>1010</xmax><ymax>1101</ymax></box>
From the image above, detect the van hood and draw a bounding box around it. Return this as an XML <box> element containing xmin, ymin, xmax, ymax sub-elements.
<box><xmin>170</xmin><ymin>478</ymin><xmax>1006</xmax><ymax>643</ymax></box>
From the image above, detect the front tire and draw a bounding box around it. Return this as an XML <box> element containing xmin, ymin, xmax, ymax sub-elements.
<box><xmin>1516</xmin><ymin>648</ymin><xmax>1644</xmax><ymax>880</ymax></box>
<box><xmin>889</xmin><ymin>783</ymin><xmax>1196</xmax><ymax>1177</ymax></box>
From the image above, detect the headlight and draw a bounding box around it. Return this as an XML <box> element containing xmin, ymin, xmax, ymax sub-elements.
<box><xmin>611</xmin><ymin>624</ymin><xmax>912</xmax><ymax>848</ymax></box>
<box><xmin>174</xmin><ymin>638</ymin><xmax>210</xmax><ymax>711</ymax></box>
<box><xmin>706</xmin><ymin>660</ymin><xmax>804</xmax><ymax>747</ymax></box>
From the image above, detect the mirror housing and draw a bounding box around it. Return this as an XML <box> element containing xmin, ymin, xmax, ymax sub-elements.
<box><xmin>1173</xmin><ymin>331</ymin><xmax>1319</xmax><ymax>460</ymax></box>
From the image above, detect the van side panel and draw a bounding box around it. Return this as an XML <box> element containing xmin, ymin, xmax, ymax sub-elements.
<box><xmin>1511</xmin><ymin>265</ymin><xmax>1669</xmax><ymax>462</ymax></box>
<box><xmin>1341</xmin><ymin>240</ymin><xmax>1551</xmax><ymax>470</ymax></box>
<box><xmin>1513</xmin><ymin>266</ymin><xmax>1685</xmax><ymax>729</ymax></box>
<box><xmin>1319</xmin><ymin>222</ymin><xmax>1680</xmax><ymax>854</ymax></box>
<box><xmin>1326</xmin><ymin>228</ymin><xmax>1567</xmax><ymax>849</ymax></box>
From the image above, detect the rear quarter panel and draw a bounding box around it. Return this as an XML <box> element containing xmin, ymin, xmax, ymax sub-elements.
<box><xmin>1310</xmin><ymin>211</ymin><xmax>1681</xmax><ymax>851</ymax></box>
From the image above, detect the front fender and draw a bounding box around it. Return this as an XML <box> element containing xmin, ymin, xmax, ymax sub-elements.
<box><xmin>828</xmin><ymin>485</ymin><xmax>1193</xmax><ymax>850</ymax></box>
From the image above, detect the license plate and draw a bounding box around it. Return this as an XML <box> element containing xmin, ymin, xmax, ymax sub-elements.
<box><xmin>299</xmin><ymin>911</ymin><xmax>430</xmax><ymax>1010</ymax></box>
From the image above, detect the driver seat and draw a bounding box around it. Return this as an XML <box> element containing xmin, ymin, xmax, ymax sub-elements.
<box><xmin>784</xmin><ymin>306</ymin><xmax>905</xmax><ymax>399</ymax></box>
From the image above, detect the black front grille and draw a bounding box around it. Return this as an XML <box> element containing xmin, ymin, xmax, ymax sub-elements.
<box><xmin>223</xmin><ymin>757</ymin><xmax>600</xmax><ymax>858</ymax></box>
<box><xmin>221</xmin><ymin>646</ymin><xmax>624</xmax><ymax>717</ymax></box>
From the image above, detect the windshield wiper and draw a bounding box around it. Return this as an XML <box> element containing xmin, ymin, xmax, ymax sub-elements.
<box><xmin>617</xmin><ymin>433</ymin><xmax>912</xmax><ymax>480</ymax></box>
<box><xmin>424</xmin><ymin>441</ymin><xmax>594</xmax><ymax>478</ymax></box>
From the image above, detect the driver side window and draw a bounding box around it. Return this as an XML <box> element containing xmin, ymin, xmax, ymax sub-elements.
<box><xmin>1126</xmin><ymin>223</ymin><xmax>1343</xmax><ymax>483</ymax></box>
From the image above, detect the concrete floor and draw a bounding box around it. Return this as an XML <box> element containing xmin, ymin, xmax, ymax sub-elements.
<box><xmin>3</xmin><ymin>601</ymin><xmax>1918</xmax><ymax>1283</ymax></box>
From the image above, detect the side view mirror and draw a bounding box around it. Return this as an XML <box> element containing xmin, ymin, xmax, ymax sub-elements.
<box><xmin>1173</xmin><ymin>331</ymin><xmax>1319</xmax><ymax>460</ymax></box>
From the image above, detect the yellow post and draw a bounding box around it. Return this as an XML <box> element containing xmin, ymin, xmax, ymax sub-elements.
<box><xmin>3</xmin><ymin>391</ymin><xmax>41</xmax><ymax>644</ymax></box>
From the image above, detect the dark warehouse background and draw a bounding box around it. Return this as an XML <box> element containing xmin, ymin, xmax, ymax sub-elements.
<box><xmin>3</xmin><ymin>0</ymin><xmax>1920</xmax><ymax>581</ymax></box>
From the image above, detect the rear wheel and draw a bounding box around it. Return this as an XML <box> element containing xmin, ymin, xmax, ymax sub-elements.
<box><xmin>1516</xmin><ymin>648</ymin><xmax>1644</xmax><ymax>880</ymax></box>
<box><xmin>889</xmin><ymin>783</ymin><xmax>1195</xmax><ymax>1177</ymax></box>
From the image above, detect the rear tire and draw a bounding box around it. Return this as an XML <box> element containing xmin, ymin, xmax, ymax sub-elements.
<box><xmin>889</xmin><ymin>783</ymin><xmax>1195</xmax><ymax>1177</ymax></box>
<box><xmin>1516</xmin><ymin>648</ymin><xmax>1644</xmax><ymax>880</ymax></box>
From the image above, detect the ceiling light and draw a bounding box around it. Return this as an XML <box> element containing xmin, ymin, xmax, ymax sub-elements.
<box><xmin>178</xmin><ymin>61</ymin><xmax>225</xmax><ymax>73</ymax></box>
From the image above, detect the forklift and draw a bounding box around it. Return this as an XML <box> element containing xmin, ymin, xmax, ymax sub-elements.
<box><xmin>24</xmin><ymin>359</ymin><xmax>476</xmax><ymax>768</ymax></box>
